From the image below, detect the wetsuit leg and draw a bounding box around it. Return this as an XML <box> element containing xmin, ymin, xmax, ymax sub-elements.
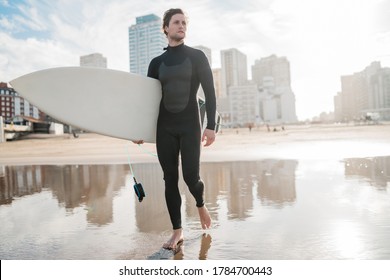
<box><xmin>156</xmin><ymin>125</ymin><xmax>182</xmax><ymax>230</ymax></box>
<box><xmin>180</xmin><ymin>123</ymin><xmax>205</xmax><ymax>207</ymax></box>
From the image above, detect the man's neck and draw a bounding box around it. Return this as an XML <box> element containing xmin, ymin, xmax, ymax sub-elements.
<box><xmin>168</xmin><ymin>39</ymin><xmax>184</xmax><ymax>47</ymax></box>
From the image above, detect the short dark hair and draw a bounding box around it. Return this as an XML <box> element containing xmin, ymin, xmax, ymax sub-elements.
<box><xmin>162</xmin><ymin>8</ymin><xmax>185</xmax><ymax>35</ymax></box>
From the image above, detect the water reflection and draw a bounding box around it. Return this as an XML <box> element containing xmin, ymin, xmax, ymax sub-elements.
<box><xmin>0</xmin><ymin>165</ymin><xmax>126</xmax><ymax>226</ymax></box>
<box><xmin>1</xmin><ymin>156</ymin><xmax>390</xmax><ymax>259</ymax></box>
<box><xmin>344</xmin><ymin>157</ymin><xmax>390</xmax><ymax>189</ymax></box>
<box><xmin>0</xmin><ymin>165</ymin><xmax>43</xmax><ymax>205</ymax></box>
<box><xmin>107</xmin><ymin>160</ymin><xmax>299</xmax><ymax>233</ymax></box>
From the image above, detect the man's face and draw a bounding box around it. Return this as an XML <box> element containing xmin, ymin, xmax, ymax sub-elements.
<box><xmin>165</xmin><ymin>13</ymin><xmax>187</xmax><ymax>41</ymax></box>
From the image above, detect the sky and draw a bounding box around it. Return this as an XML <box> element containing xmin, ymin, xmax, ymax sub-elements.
<box><xmin>1</xmin><ymin>0</ymin><xmax>390</xmax><ymax>120</ymax></box>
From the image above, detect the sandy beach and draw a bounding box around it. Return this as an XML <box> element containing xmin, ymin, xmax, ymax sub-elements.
<box><xmin>1</xmin><ymin>123</ymin><xmax>390</xmax><ymax>165</ymax></box>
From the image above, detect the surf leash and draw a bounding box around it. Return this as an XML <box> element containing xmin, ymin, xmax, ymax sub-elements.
<box><xmin>137</xmin><ymin>143</ymin><xmax>158</xmax><ymax>158</ymax></box>
<box><xmin>126</xmin><ymin>143</ymin><xmax>145</xmax><ymax>202</ymax></box>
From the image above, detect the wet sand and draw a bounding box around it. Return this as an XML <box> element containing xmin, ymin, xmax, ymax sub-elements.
<box><xmin>1</xmin><ymin>123</ymin><xmax>390</xmax><ymax>165</ymax></box>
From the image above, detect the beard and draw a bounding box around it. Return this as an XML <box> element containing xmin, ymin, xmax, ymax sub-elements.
<box><xmin>169</xmin><ymin>32</ymin><xmax>185</xmax><ymax>43</ymax></box>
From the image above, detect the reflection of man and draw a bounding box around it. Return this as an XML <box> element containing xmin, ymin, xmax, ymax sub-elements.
<box><xmin>142</xmin><ymin>8</ymin><xmax>217</xmax><ymax>250</ymax></box>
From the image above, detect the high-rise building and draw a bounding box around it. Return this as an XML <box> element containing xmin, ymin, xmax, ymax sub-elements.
<box><xmin>228</xmin><ymin>83</ymin><xmax>261</xmax><ymax>126</ymax></box>
<box><xmin>335</xmin><ymin>61</ymin><xmax>390</xmax><ymax>121</ymax></box>
<box><xmin>252</xmin><ymin>55</ymin><xmax>291</xmax><ymax>88</ymax></box>
<box><xmin>80</xmin><ymin>53</ymin><xmax>107</xmax><ymax>68</ymax></box>
<box><xmin>252</xmin><ymin>55</ymin><xmax>297</xmax><ymax>123</ymax></box>
<box><xmin>220</xmin><ymin>48</ymin><xmax>248</xmax><ymax>97</ymax></box>
<box><xmin>337</xmin><ymin>73</ymin><xmax>366</xmax><ymax>121</ymax></box>
<box><xmin>370</xmin><ymin>68</ymin><xmax>390</xmax><ymax>117</ymax></box>
<box><xmin>212</xmin><ymin>68</ymin><xmax>222</xmax><ymax>98</ymax></box>
<box><xmin>219</xmin><ymin>52</ymin><xmax>297</xmax><ymax>126</ymax></box>
<box><xmin>129</xmin><ymin>14</ymin><xmax>166</xmax><ymax>75</ymax></box>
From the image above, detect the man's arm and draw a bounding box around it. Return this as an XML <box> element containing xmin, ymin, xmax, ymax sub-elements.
<box><xmin>196</xmin><ymin>51</ymin><xmax>217</xmax><ymax>146</ymax></box>
<box><xmin>132</xmin><ymin>58</ymin><xmax>160</xmax><ymax>145</ymax></box>
<box><xmin>147</xmin><ymin>57</ymin><xmax>159</xmax><ymax>79</ymax></box>
<box><xmin>197</xmin><ymin>52</ymin><xmax>216</xmax><ymax>131</ymax></box>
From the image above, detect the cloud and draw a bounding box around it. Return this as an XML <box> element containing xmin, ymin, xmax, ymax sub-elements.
<box><xmin>0</xmin><ymin>0</ymin><xmax>10</xmax><ymax>7</ymax></box>
<box><xmin>0</xmin><ymin>15</ymin><xmax>14</xmax><ymax>30</ymax></box>
<box><xmin>0</xmin><ymin>33</ymin><xmax>76</xmax><ymax>81</ymax></box>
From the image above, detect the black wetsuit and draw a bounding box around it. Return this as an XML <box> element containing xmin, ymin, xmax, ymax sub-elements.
<box><xmin>147</xmin><ymin>43</ymin><xmax>216</xmax><ymax>230</ymax></box>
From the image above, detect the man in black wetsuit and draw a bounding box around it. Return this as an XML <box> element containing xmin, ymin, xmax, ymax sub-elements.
<box><xmin>138</xmin><ymin>8</ymin><xmax>217</xmax><ymax>250</ymax></box>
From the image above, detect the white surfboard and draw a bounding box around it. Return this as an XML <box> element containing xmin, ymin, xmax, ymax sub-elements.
<box><xmin>10</xmin><ymin>67</ymin><xmax>160</xmax><ymax>142</ymax></box>
<box><xmin>10</xmin><ymin>67</ymin><xmax>219</xmax><ymax>143</ymax></box>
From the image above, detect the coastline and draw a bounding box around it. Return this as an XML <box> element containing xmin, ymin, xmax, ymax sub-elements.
<box><xmin>1</xmin><ymin>123</ymin><xmax>390</xmax><ymax>165</ymax></box>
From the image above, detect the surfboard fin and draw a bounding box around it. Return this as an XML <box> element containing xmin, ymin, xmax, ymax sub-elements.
<box><xmin>133</xmin><ymin>177</ymin><xmax>145</xmax><ymax>202</ymax></box>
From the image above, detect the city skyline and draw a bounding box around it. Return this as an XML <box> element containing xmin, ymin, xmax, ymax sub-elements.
<box><xmin>1</xmin><ymin>0</ymin><xmax>389</xmax><ymax>120</ymax></box>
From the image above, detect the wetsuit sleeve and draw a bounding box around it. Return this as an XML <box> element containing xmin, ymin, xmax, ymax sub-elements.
<box><xmin>197</xmin><ymin>52</ymin><xmax>216</xmax><ymax>130</ymax></box>
<box><xmin>147</xmin><ymin>57</ymin><xmax>159</xmax><ymax>79</ymax></box>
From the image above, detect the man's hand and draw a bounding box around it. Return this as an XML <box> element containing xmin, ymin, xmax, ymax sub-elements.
<box><xmin>202</xmin><ymin>129</ymin><xmax>216</xmax><ymax>147</ymax></box>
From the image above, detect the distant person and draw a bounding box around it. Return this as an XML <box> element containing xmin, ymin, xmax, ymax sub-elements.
<box><xmin>133</xmin><ymin>8</ymin><xmax>216</xmax><ymax>250</ymax></box>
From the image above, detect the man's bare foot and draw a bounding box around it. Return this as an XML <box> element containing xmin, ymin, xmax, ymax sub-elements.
<box><xmin>198</xmin><ymin>206</ymin><xmax>211</xmax><ymax>229</ymax></box>
<box><xmin>163</xmin><ymin>228</ymin><xmax>184</xmax><ymax>250</ymax></box>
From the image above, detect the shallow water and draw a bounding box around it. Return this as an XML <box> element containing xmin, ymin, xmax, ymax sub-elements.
<box><xmin>1</xmin><ymin>156</ymin><xmax>390</xmax><ymax>259</ymax></box>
